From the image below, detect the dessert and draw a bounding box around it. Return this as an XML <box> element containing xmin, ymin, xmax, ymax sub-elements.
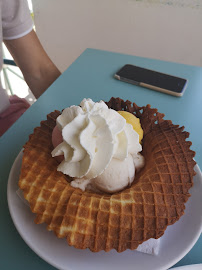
<box><xmin>51</xmin><ymin>98</ymin><xmax>144</xmax><ymax>193</ymax></box>
<box><xmin>18</xmin><ymin>97</ymin><xmax>196</xmax><ymax>252</ymax></box>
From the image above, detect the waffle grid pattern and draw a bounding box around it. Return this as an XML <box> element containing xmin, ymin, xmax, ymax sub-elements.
<box><xmin>19</xmin><ymin>97</ymin><xmax>196</xmax><ymax>252</ymax></box>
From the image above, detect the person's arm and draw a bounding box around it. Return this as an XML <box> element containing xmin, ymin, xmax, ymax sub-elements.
<box><xmin>4</xmin><ymin>30</ymin><xmax>61</xmax><ymax>99</ymax></box>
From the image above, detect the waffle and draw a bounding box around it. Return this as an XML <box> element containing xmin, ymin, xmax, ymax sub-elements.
<box><xmin>18</xmin><ymin>97</ymin><xmax>196</xmax><ymax>252</ymax></box>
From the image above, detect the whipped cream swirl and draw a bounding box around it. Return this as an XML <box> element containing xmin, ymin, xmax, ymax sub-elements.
<box><xmin>51</xmin><ymin>98</ymin><xmax>142</xmax><ymax>181</ymax></box>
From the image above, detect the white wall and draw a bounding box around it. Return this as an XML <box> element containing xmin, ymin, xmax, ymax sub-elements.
<box><xmin>32</xmin><ymin>0</ymin><xmax>202</xmax><ymax>72</ymax></box>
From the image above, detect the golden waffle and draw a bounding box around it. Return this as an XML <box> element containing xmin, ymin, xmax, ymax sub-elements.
<box><xmin>19</xmin><ymin>97</ymin><xmax>196</xmax><ymax>252</ymax></box>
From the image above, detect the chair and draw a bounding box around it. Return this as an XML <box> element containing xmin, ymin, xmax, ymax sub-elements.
<box><xmin>2</xmin><ymin>46</ymin><xmax>36</xmax><ymax>104</ymax></box>
<box><xmin>2</xmin><ymin>0</ymin><xmax>35</xmax><ymax>97</ymax></box>
<box><xmin>2</xmin><ymin>58</ymin><xmax>25</xmax><ymax>96</ymax></box>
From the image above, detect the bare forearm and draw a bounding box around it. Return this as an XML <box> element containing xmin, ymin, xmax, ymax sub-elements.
<box><xmin>22</xmin><ymin>61</ymin><xmax>61</xmax><ymax>98</ymax></box>
<box><xmin>4</xmin><ymin>30</ymin><xmax>61</xmax><ymax>99</ymax></box>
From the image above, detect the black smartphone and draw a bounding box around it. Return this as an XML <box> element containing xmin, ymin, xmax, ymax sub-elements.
<box><xmin>114</xmin><ymin>64</ymin><xmax>188</xmax><ymax>97</ymax></box>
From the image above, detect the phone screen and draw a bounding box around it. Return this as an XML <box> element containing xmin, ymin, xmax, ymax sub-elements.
<box><xmin>116</xmin><ymin>64</ymin><xmax>187</xmax><ymax>94</ymax></box>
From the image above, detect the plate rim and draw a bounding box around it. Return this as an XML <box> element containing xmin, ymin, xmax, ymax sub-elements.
<box><xmin>7</xmin><ymin>150</ymin><xmax>202</xmax><ymax>270</ymax></box>
<box><xmin>171</xmin><ymin>263</ymin><xmax>202</xmax><ymax>270</ymax></box>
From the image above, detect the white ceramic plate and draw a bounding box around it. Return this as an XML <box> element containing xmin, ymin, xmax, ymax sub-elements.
<box><xmin>7</xmin><ymin>151</ymin><xmax>202</xmax><ymax>270</ymax></box>
<box><xmin>172</xmin><ymin>264</ymin><xmax>202</xmax><ymax>270</ymax></box>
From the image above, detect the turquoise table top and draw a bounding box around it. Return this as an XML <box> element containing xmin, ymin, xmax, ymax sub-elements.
<box><xmin>0</xmin><ymin>48</ymin><xmax>202</xmax><ymax>270</ymax></box>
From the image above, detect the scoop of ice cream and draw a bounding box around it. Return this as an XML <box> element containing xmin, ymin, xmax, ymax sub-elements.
<box><xmin>118</xmin><ymin>111</ymin><xmax>143</xmax><ymax>142</ymax></box>
<box><xmin>93</xmin><ymin>154</ymin><xmax>135</xmax><ymax>193</ymax></box>
<box><xmin>52</xmin><ymin>125</ymin><xmax>63</xmax><ymax>163</ymax></box>
<box><xmin>70</xmin><ymin>152</ymin><xmax>145</xmax><ymax>194</ymax></box>
<box><xmin>51</xmin><ymin>98</ymin><xmax>144</xmax><ymax>193</ymax></box>
<box><xmin>70</xmin><ymin>155</ymin><xmax>136</xmax><ymax>193</ymax></box>
<box><xmin>52</xmin><ymin>124</ymin><xmax>63</xmax><ymax>147</ymax></box>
